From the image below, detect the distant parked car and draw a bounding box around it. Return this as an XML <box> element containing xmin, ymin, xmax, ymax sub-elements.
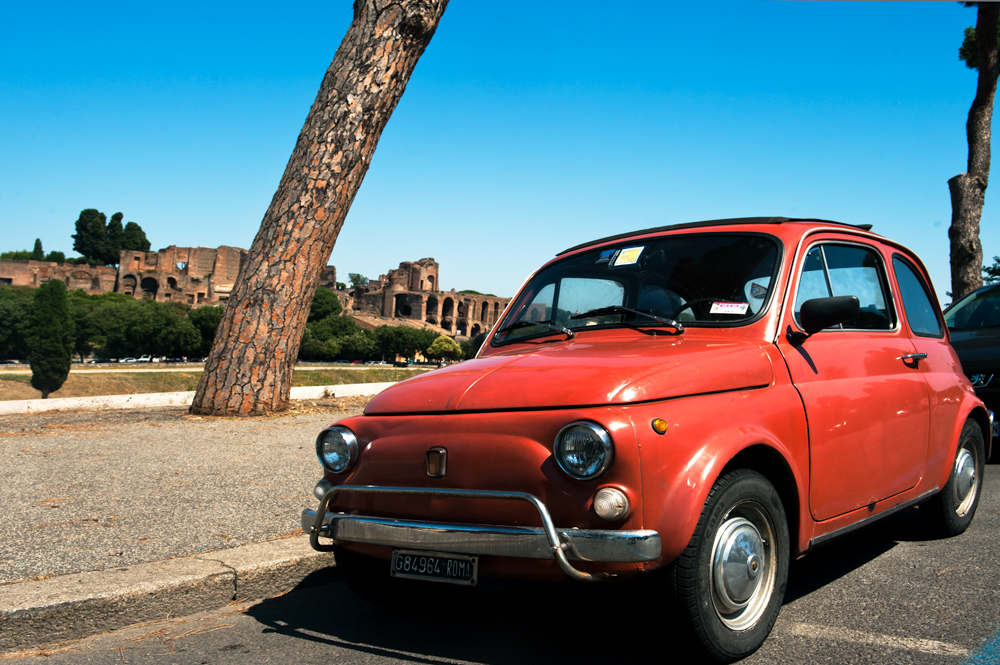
<box><xmin>393</xmin><ymin>360</ymin><xmax>409</xmax><ymax>367</ymax></box>
<box><xmin>119</xmin><ymin>357</ymin><xmax>137</xmax><ymax>364</ymax></box>
<box><xmin>944</xmin><ymin>282</ymin><xmax>1000</xmax><ymax>447</ymax></box>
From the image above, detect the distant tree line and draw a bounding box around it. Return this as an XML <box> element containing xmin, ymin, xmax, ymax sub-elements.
<box><xmin>0</xmin><ymin>208</ymin><xmax>150</xmax><ymax>267</ymax></box>
<box><xmin>299</xmin><ymin>289</ymin><xmax>465</xmax><ymax>363</ymax></box>
<box><xmin>1</xmin><ymin>285</ymin><xmax>469</xmax><ymax>396</ymax></box>
<box><xmin>0</xmin><ymin>286</ymin><xmax>222</xmax><ymax>366</ymax></box>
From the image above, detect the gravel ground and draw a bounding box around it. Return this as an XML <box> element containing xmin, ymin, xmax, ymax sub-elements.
<box><xmin>0</xmin><ymin>398</ymin><xmax>369</xmax><ymax>584</ymax></box>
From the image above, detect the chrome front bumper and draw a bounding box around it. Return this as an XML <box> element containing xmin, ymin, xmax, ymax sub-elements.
<box><xmin>302</xmin><ymin>485</ymin><xmax>661</xmax><ymax>582</ymax></box>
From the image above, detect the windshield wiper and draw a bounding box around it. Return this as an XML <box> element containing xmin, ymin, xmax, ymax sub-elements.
<box><xmin>494</xmin><ymin>320</ymin><xmax>576</xmax><ymax>340</ymax></box>
<box><xmin>570</xmin><ymin>306</ymin><xmax>684</xmax><ymax>332</ymax></box>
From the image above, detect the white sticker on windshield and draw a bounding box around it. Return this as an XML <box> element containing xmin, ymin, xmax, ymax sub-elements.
<box><xmin>612</xmin><ymin>246</ymin><xmax>644</xmax><ymax>266</ymax></box>
<box><xmin>710</xmin><ymin>302</ymin><xmax>749</xmax><ymax>315</ymax></box>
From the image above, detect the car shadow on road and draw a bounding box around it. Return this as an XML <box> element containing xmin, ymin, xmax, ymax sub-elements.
<box><xmin>247</xmin><ymin>568</ymin><xmax>697</xmax><ymax>664</ymax></box>
<box><xmin>245</xmin><ymin>507</ymin><xmax>944</xmax><ymax>665</ymax></box>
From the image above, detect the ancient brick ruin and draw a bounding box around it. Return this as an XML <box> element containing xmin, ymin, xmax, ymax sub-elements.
<box><xmin>1</xmin><ymin>251</ymin><xmax>511</xmax><ymax>336</ymax></box>
<box><xmin>351</xmin><ymin>258</ymin><xmax>510</xmax><ymax>337</ymax></box>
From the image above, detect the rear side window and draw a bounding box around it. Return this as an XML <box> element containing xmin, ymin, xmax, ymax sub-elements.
<box><xmin>892</xmin><ymin>256</ymin><xmax>943</xmax><ymax>337</ymax></box>
<box><xmin>794</xmin><ymin>244</ymin><xmax>894</xmax><ymax>330</ymax></box>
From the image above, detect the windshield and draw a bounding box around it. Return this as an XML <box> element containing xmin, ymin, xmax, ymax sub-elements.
<box><xmin>494</xmin><ymin>233</ymin><xmax>781</xmax><ymax>344</ymax></box>
<box><xmin>945</xmin><ymin>284</ymin><xmax>1000</xmax><ymax>330</ymax></box>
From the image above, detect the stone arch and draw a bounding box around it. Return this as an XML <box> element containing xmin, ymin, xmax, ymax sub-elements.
<box><xmin>425</xmin><ymin>295</ymin><xmax>439</xmax><ymax>325</ymax></box>
<box><xmin>394</xmin><ymin>293</ymin><xmax>412</xmax><ymax>317</ymax></box>
<box><xmin>471</xmin><ymin>322</ymin><xmax>482</xmax><ymax>336</ymax></box>
<box><xmin>480</xmin><ymin>301</ymin><xmax>489</xmax><ymax>322</ymax></box>
<box><xmin>427</xmin><ymin>275</ymin><xmax>435</xmax><ymax>291</ymax></box>
<box><xmin>493</xmin><ymin>302</ymin><xmax>500</xmax><ymax>322</ymax></box>
<box><xmin>167</xmin><ymin>277</ymin><xmax>179</xmax><ymax>290</ymax></box>
<box><xmin>122</xmin><ymin>275</ymin><xmax>137</xmax><ymax>296</ymax></box>
<box><xmin>140</xmin><ymin>277</ymin><xmax>159</xmax><ymax>300</ymax></box>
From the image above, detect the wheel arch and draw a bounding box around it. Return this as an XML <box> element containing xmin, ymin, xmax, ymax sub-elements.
<box><xmin>967</xmin><ymin>405</ymin><xmax>992</xmax><ymax>461</ymax></box>
<box><xmin>719</xmin><ymin>444</ymin><xmax>802</xmax><ymax>557</ymax></box>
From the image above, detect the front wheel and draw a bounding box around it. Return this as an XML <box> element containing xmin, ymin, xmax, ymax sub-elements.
<box><xmin>668</xmin><ymin>469</ymin><xmax>790</xmax><ymax>663</ymax></box>
<box><xmin>921</xmin><ymin>419</ymin><xmax>985</xmax><ymax>538</ymax></box>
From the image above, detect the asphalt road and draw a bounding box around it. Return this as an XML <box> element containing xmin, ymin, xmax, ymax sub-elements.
<box><xmin>8</xmin><ymin>466</ymin><xmax>999</xmax><ymax>664</ymax></box>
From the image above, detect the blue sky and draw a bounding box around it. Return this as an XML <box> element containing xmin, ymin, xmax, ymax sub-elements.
<box><xmin>1</xmin><ymin>1</ymin><xmax>995</xmax><ymax>304</ymax></box>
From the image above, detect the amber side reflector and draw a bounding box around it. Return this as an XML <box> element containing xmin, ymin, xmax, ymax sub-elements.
<box><xmin>426</xmin><ymin>447</ymin><xmax>447</xmax><ymax>477</ymax></box>
<box><xmin>651</xmin><ymin>418</ymin><xmax>669</xmax><ymax>435</ymax></box>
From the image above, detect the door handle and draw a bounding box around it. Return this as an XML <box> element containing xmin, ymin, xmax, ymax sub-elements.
<box><xmin>901</xmin><ymin>353</ymin><xmax>927</xmax><ymax>363</ymax></box>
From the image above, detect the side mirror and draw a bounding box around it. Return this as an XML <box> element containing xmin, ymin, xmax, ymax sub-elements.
<box><xmin>798</xmin><ymin>296</ymin><xmax>860</xmax><ymax>335</ymax></box>
<box><xmin>471</xmin><ymin>332</ymin><xmax>487</xmax><ymax>356</ymax></box>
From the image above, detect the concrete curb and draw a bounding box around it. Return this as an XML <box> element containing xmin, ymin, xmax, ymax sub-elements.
<box><xmin>0</xmin><ymin>382</ymin><xmax>396</xmax><ymax>415</ymax></box>
<box><xmin>0</xmin><ymin>536</ymin><xmax>336</xmax><ymax>653</ymax></box>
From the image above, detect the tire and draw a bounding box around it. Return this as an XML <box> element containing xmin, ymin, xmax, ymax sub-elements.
<box><xmin>921</xmin><ymin>419</ymin><xmax>985</xmax><ymax>538</ymax></box>
<box><xmin>668</xmin><ymin>469</ymin><xmax>790</xmax><ymax>663</ymax></box>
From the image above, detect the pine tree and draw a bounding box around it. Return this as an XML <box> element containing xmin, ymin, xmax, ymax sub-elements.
<box><xmin>106</xmin><ymin>213</ymin><xmax>125</xmax><ymax>264</ymax></box>
<box><xmin>27</xmin><ymin>280</ymin><xmax>74</xmax><ymax>398</ymax></box>
<box><xmin>31</xmin><ymin>239</ymin><xmax>44</xmax><ymax>261</ymax></box>
<box><xmin>122</xmin><ymin>222</ymin><xmax>151</xmax><ymax>252</ymax></box>
<box><xmin>71</xmin><ymin>209</ymin><xmax>107</xmax><ymax>264</ymax></box>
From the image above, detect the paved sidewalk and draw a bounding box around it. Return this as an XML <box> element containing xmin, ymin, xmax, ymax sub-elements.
<box><xmin>0</xmin><ymin>398</ymin><xmax>367</xmax><ymax>653</ymax></box>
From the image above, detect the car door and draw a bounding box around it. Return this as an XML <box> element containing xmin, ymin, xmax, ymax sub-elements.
<box><xmin>890</xmin><ymin>254</ymin><xmax>969</xmax><ymax>458</ymax></box>
<box><xmin>776</xmin><ymin>238</ymin><xmax>929</xmax><ymax>521</ymax></box>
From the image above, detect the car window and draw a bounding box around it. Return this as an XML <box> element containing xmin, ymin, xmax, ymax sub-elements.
<box><xmin>794</xmin><ymin>244</ymin><xmax>893</xmax><ymax>330</ymax></box>
<box><xmin>945</xmin><ymin>283</ymin><xmax>1000</xmax><ymax>330</ymax></box>
<box><xmin>494</xmin><ymin>233</ymin><xmax>781</xmax><ymax>343</ymax></box>
<box><xmin>892</xmin><ymin>256</ymin><xmax>943</xmax><ymax>337</ymax></box>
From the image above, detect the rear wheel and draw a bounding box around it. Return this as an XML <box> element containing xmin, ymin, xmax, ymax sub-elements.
<box><xmin>668</xmin><ymin>469</ymin><xmax>790</xmax><ymax>663</ymax></box>
<box><xmin>921</xmin><ymin>419</ymin><xmax>985</xmax><ymax>537</ymax></box>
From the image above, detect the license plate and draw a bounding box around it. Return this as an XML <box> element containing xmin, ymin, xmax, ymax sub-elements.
<box><xmin>391</xmin><ymin>549</ymin><xmax>478</xmax><ymax>586</ymax></box>
<box><xmin>993</xmin><ymin>420</ymin><xmax>999</xmax><ymax>439</ymax></box>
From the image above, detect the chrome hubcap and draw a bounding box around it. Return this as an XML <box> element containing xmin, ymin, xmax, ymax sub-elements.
<box><xmin>711</xmin><ymin>502</ymin><xmax>776</xmax><ymax>630</ymax></box>
<box><xmin>953</xmin><ymin>447</ymin><xmax>978</xmax><ymax>517</ymax></box>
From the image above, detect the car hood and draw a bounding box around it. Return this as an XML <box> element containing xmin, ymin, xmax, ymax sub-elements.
<box><xmin>365</xmin><ymin>336</ymin><xmax>774</xmax><ymax>415</ymax></box>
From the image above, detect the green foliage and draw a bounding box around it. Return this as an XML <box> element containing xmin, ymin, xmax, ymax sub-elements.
<box><xmin>460</xmin><ymin>338</ymin><xmax>482</xmax><ymax>360</ymax></box>
<box><xmin>32</xmin><ymin>239</ymin><xmax>44</xmax><ymax>261</ymax></box>
<box><xmin>188</xmin><ymin>305</ymin><xmax>224</xmax><ymax>356</ymax></box>
<box><xmin>44</xmin><ymin>251</ymin><xmax>66</xmax><ymax>263</ymax></box>
<box><xmin>72</xmin><ymin>209</ymin><xmax>108</xmax><ymax>262</ymax></box>
<box><xmin>0</xmin><ymin>298</ymin><xmax>32</xmax><ymax>360</ymax></box>
<box><xmin>106</xmin><ymin>213</ymin><xmax>125</xmax><ymax>264</ymax></box>
<box><xmin>458</xmin><ymin>289</ymin><xmax>498</xmax><ymax>297</ymax></box>
<box><xmin>348</xmin><ymin>272</ymin><xmax>369</xmax><ymax>287</ymax></box>
<box><xmin>94</xmin><ymin>298</ymin><xmax>200</xmax><ymax>358</ymax></box>
<box><xmin>425</xmin><ymin>335</ymin><xmax>462</xmax><ymax>361</ymax></box>
<box><xmin>27</xmin><ymin>280</ymin><xmax>74</xmax><ymax>398</ymax></box>
<box><xmin>309</xmin><ymin>287</ymin><xmax>343</xmax><ymax>322</ymax></box>
<box><xmin>958</xmin><ymin>10</ymin><xmax>1000</xmax><ymax>71</ymax></box>
<box><xmin>0</xmin><ymin>250</ymin><xmax>32</xmax><ymax>261</ymax></box>
<box><xmin>375</xmin><ymin>326</ymin><xmax>438</xmax><ymax>360</ymax></box>
<box><xmin>984</xmin><ymin>255</ymin><xmax>1000</xmax><ymax>284</ymax></box>
<box><xmin>336</xmin><ymin>282</ymin><xmax>346</xmax><ymax>290</ymax></box>
<box><xmin>122</xmin><ymin>221</ymin><xmax>151</xmax><ymax>253</ymax></box>
<box><xmin>67</xmin><ymin>291</ymin><xmax>103</xmax><ymax>362</ymax></box>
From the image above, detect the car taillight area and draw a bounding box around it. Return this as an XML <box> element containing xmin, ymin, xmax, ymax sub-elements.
<box><xmin>318</xmin><ymin>408</ymin><xmax>644</xmax><ymax>532</ymax></box>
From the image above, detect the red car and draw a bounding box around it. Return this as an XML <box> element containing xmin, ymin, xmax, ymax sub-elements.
<box><xmin>303</xmin><ymin>217</ymin><xmax>990</xmax><ymax>662</ymax></box>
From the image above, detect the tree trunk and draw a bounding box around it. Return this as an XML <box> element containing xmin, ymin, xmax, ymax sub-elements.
<box><xmin>950</xmin><ymin>3</ymin><xmax>999</xmax><ymax>301</ymax></box>
<box><xmin>191</xmin><ymin>0</ymin><xmax>448</xmax><ymax>416</ymax></box>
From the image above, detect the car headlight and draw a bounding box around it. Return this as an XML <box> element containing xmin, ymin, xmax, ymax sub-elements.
<box><xmin>316</xmin><ymin>426</ymin><xmax>359</xmax><ymax>474</ymax></box>
<box><xmin>554</xmin><ymin>422</ymin><xmax>614</xmax><ymax>480</ymax></box>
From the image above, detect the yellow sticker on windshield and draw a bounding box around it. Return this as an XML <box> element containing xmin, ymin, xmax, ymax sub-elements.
<box><xmin>613</xmin><ymin>246</ymin><xmax>644</xmax><ymax>266</ymax></box>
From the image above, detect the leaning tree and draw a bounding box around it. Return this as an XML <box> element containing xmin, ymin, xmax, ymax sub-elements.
<box><xmin>949</xmin><ymin>2</ymin><xmax>1000</xmax><ymax>301</ymax></box>
<box><xmin>191</xmin><ymin>0</ymin><xmax>449</xmax><ymax>415</ymax></box>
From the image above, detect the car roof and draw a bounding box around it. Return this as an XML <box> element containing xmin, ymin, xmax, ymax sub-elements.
<box><xmin>556</xmin><ymin>216</ymin><xmax>874</xmax><ymax>256</ymax></box>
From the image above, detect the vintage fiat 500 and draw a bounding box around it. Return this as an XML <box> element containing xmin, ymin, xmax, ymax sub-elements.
<box><xmin>303</xmin><ymin>217</ymin><xmax>991</xmax><ymax>662</ymax></box>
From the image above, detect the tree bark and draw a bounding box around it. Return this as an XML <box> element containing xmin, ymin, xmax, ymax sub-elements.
<box><xmin>191</xmin><ymin>0</ymin><xmax>448</xmax><ymax>416</ymax></box>
<box><xmin>949</xmin><ymin>3</ymin><xmax>999</xmax><ymax>301</ymax></box>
